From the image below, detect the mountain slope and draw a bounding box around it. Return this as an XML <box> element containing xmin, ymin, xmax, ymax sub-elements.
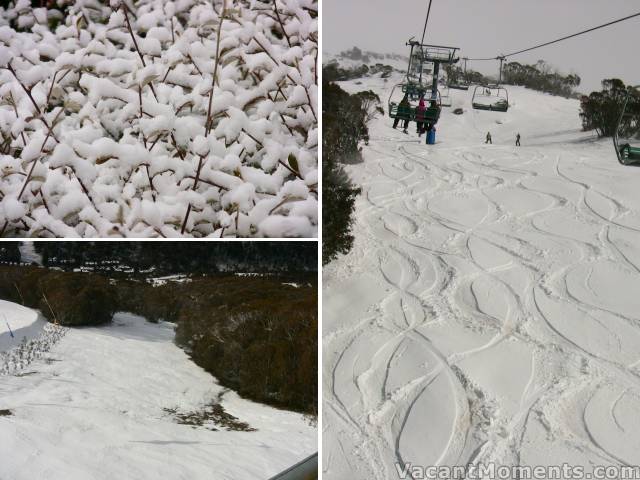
<box><xmin>1</xmin><ymin>308</ymin><xmax>316</xmax><ymax>480</ymax></box>
<box><xmin>0</xmin><ymin>299</ymin><xmax>45</xmax><ymax>352</ymax></box>
<box><xmin>324</xmin><ymin>75</ymin><xmax>640</xmax><ymax>478</ymax></box>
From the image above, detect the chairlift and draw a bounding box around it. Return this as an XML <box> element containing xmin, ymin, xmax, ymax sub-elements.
<box><xmin>389</xmin><ymin>86</ymin><xmax>442</xmax><ymax>124</ymax></box>
<box><xmin>440</xmin><ymin>91</ymin><xmax>452</xmax><ymax>107</ymax></box>
<box><xmin>449</xmin><ymin>82</ymin><xmax>470</xmax><ymax>91</ymax></box>
<box><xmin>472</xmin><ymin>85</ymin><xmax>509</xmax><ymax>112</ymax></box>
<box><xmin>449</xmin><ymin>57</ymin><xmax>470</xmax><ymax>90</ymax></box>
<box><xmin>613</xmin><ymin>85</ymin><xmax>640</xmax><ymax>165</ymax></box>
<box><xmin>439</xmin><ymin>82</ymin><xmax>451</xmax><ymax>107</ymax></box>
<box><xmin>388</xmin><ymin>40</ymin><xmax>458</xmax><ymax>128</ymax></box>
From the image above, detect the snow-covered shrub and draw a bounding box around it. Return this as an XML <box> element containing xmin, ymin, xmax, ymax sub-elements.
<box><xmin>0</xmin><ymin>0</ymin><xmax>317</xmax><ymax>237</ymax></box>
<box><xmin>0</xmin><ymin>265</ymin><xmax>117</xmax><ymax>325</ymax></box>
<box><xmin>0</xmin><ymin>323</ymin><xmax>68</xmax><ymax>376</ymax></box>
<box><xmin>322</xmin><ymin>81</ymin><xmax>363</xmax><ymax>264</ymax></box>
<box><xmin>38</xmin><ymin>270</ymin><xmax>117</xmax><ymax>325</ymax></box>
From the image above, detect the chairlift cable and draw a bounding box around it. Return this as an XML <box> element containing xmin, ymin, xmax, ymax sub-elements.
<box><xmin>466</xmin><ymin>10</ymin><xmax>640</xmax><ymax>61</ymax></box>
<box><xmin>421</xmin><ymin>0</ymin><xmax>434</xmax><ymax>45</ymax></box>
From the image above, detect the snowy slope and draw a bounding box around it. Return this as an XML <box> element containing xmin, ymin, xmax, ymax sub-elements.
<box><xmin>324</xmin><ymin>50</ymin><xmax>408</xmax><ymax>73</ymax></box>
<box><xmin>17</xmin><ymin>241</ymin><xmax>42</xmax><ymax>265</ymax></box>
<box><xmin>324</xmin><ymin>75</ymin><xmax>640</xmax><ymax>478</ymax></box>
<box><xmin>0</xmin><ymin>299</ymin><xmax>45</xmax><ymax>352</ymax></box>
<box><xmin>0</xmin><ymin>310</ymin><xmax>316</xmax><ymax>480</ymax></box>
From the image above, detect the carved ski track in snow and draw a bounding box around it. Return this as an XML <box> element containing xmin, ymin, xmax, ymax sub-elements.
<box><xmin>324</xmin><ymin>81</ymin><xmax>640</xmax><ymax>478</ymax></box>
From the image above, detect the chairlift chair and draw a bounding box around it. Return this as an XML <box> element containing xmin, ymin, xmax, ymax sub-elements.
<box><xmin>389</xmin><ymin>86</ymin><xmax>442</xmax><ymax>124</ymax></box>
<box><xmin>387</xmin><ymin>40</ymin><xmax>458</xmax><ymax>128</ymax></box>
<box><xmin>472</xmin><ymin>85</ymin><xmax>509</xmax><ymax>112</ymax></box>
<box><xmin>439</xmin><ymin>83</ymin><xmax>452</xmax><ymax>107</ymax></box>
<box><xmin>449</xmin><ymin>82</ymin><xmax>470</xmax><ymax>91</ymax></box>
<box><xmin>613</xmin><ymin>85</ymin><xmax>640</xmax><ymax>166</ymax></box>
<box><xmin>440</xmin><ymin>93</ymin><xmax>452</xmax><ymax>107</ymax></box>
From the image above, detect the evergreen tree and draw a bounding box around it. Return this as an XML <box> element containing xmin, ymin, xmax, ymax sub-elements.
<box><xmin>502</xmin><ymin>60</ymin><xmax>580</xmax><ymax>97</ymax></box>
<box><xmin>36</xmin><ymin>242</ymin><xmax>317</xmax><ymax>274</ymax></box>
<box><xmin>0</xmin><ymin>242</ymin><xmax>20</xmax><ymax>263</ymax></box>
<box><xmin>322</xmin><ymin>79</ymin><xmax>375</xmax><ymax>264</ymax></box>
<box><xmin>580</xmin><ymin>79</ymin><xmax>638</xmax><ymax>137</ymax></box>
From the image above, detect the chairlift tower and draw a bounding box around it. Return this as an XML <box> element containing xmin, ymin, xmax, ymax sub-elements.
<box><xmin>406</xmin><ymin>40</ymin><xmax>460</xmax><ymax>101</ymax></box>
<box><xmin>388</xmin><ymin>40</ymin><xmax>460</xmax><ymax>128</ymax></box>
<box><xmin>497</xmin><ymin>55</ymin><xmax>506</xmax><ymax>85</ymax></box>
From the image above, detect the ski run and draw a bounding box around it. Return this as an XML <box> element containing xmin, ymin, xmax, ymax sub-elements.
<box><xmin>0</xmin><ymin>305</ymin><xmax>316</xmax><ymax>480</ymax></box>
<box><xmin>324</xmin><ymin>75</ymin><xmax>640</xmax><ymax>478</ymax></box>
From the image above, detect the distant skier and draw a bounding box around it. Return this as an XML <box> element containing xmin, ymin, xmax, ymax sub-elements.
<box><xmin>485</xmin><ymin>132</ymin><xmax>492</xmax><ymax>144</ymax></box>
<box><xmin>516</xmin><ymin>133</ymin><xmax>521</xmax><ymax>146</ymax></box>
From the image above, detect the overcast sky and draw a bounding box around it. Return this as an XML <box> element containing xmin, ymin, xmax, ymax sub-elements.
<box><xmin>323</xmin><ymin>0</ymin><xmax>640</xmax><ymax>93</ymax></box>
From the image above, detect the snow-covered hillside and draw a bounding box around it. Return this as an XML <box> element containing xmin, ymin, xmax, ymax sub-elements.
<box><xmin>324</xmin><ymin>74</ymin><xmax>640</xmax><ymax>478</ymax></box>
<box><xmin>323</xmin><ymin>48</ymin><xmax>408</xmax><ymax>73</ymax></box>
<box><xmin>0</xmin><ymin>299</ymin><xmax>45</xmax><ymax>352</ymax></box>
<box><xmin>0</xmin><ymin>0</ymin><xmax>317</xmax><ymax>238</ymax></box>
<box><xmin>17</xmin><ymin>241</ymin><xmax>42</xmax><ymax>265</ymax></box>
<box><xmin>0</xmin><ymin>308</ymin><xmax>316</xmax><ymax>479</ymax></box>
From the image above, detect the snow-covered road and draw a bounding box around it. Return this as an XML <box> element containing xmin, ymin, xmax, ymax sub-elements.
<box><xmin>0</xmin><ymin>310</ymin><xmax>316</xmax><ymax>480</ymax></box>
<box><xmin>323</xmin><ymin>79</ymin><xmax>640</xmax><ymax>478</ymax></box>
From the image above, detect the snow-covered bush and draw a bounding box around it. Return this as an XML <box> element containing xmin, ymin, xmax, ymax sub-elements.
<box><xmin>0</xmin><ymin>323</ymin><xmax>68</xmax><ymax>376</ymax></box>
<box><xmin>0</xmin><ymin>0</ymin><xmax>317</xmax><ymax>237</ymax></box>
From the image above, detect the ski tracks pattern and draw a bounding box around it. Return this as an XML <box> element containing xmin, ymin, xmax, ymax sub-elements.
<box><xmin>324</xmin><ymin>133</ymin><xmax>640</xmax><ymax>478</ymax></box>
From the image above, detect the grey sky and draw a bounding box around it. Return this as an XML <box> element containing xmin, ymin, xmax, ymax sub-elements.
<box><xmin>323</xmin><ymin>0</ymin><xmax>640</xmax><ymax>93</ymax></box>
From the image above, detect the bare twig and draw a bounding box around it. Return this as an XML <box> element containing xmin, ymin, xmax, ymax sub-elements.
<box><xmin>14</xmin><ymin>283</ymin><xmax>24</xmax><ymax>304</ymax></box>
<box><xmin>6</xmin><ymin>62</ymin><xmax>60</xmax><ymax>142</ymax></box>
<box><xmin>273</xmin><ymin>0</ymin><xmax>291</xmax><ymax>48</ymax></box>
<box><xmin>121</xmin><ymin>3</ymin><xmax>158</xmax><ymax>101</ymax></box>
<box><xmin>180</xmin><ymin>154</ymin><xmax>207</xmax><ymax>234</ymax></box>
<box><xmin>42</xmin><ymin>292</ymin><xmax>59</xmax><ymax>325</ymax></box>
<box><xmin>205</xmin><ymin>0</ymin><xmax>230</xmax><ymax>136</ymax></box>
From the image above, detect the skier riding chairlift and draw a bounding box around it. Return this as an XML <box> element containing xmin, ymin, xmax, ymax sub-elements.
<box><xmin>416</xmin><ymin>97</ymin><xmax>426</xmax><ymax>135</ymax></box>
<box><xmin>393</xmin><ymin>94</ymin><xmax>411</xmax><ymax>133</ymax></box>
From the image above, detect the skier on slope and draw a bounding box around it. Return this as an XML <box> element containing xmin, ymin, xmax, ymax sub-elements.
<box><xmin>516</xmin><ymin>133</ymin><xmax>521</xmax><ymax>147</ymax></box>
<box><xmin>485</xmin><ymin>132</ymin><xmax>492</xmax><ymax>144</ymax></box>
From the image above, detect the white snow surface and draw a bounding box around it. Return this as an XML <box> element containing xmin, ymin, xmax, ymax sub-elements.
<box><xmin>0</xmin><ymin>310</ymin><xmax>316</xmax><ymax>479</ymax></box>
<box><xmin>0</xmin><ymin>0</ymin><xmax>317</xmax><ymax>238</ymax></box>
<box><xmin>324</xmin><ymin>75</ymin><xmax>640</xmax><ymax>478</ymax></box>
<box><xmin>147</xmin><ymin>274</ymin><xmax>192</xmax><ymax>287</ymax></box>
<box><xmin>0</xmin><ymin>299</ymin><xmax>44</xmax><ymax>352</ymax></box>
<box><xmin>17</xmin><ymin>241</ymin><xmax>42</xmax><ymax>265</ymax></box>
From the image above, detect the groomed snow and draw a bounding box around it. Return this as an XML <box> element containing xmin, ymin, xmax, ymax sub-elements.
<box><xmin>0</xmin><ymin>310</ymin><xmax>316</xmax><ymax>480</ymax></box>
<box><xmin>324</xmin><ymin>75</ymin><xmax>640</xmax><ymax>478</ymax></box>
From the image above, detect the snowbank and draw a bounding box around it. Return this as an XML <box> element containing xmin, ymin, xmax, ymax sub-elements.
<box><xmin>0</xmin><ymin>300</ymin><xmax>44</xmax><ymax>352</ymax></box>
